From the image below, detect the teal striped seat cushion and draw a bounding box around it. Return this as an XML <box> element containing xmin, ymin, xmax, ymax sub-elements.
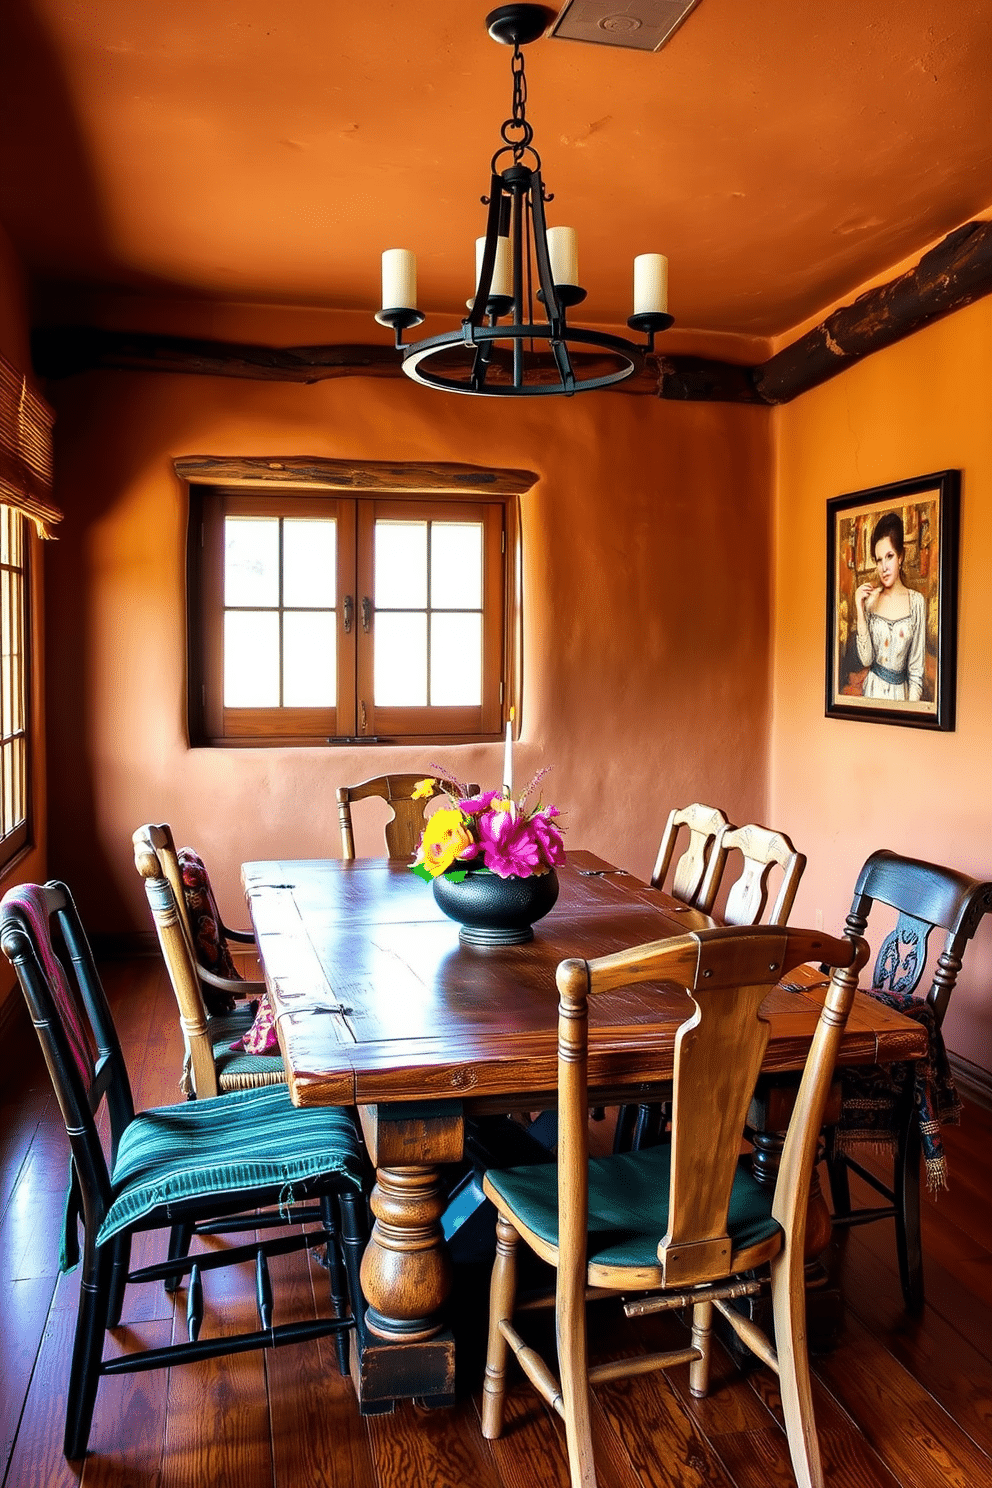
<box><xmin>485</xmin><ymin>1145</ymin><xmax>780</xmax><ymax>1270</ymax></box>
<box><xmin>206</xmin><ymin>1007</ymin><xmax>285</xmax><ymax>1084</ymax></box>
<box><xmin>97</xmin><ymin>1085</ymin><xmax>363</xmax><ymax>1245</ymax></box>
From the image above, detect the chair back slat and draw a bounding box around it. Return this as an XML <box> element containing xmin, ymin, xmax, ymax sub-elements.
<box><xmin>651</xmin><ymin>803</ymin><xmax>729</xmax><ymax>908</ymax></box>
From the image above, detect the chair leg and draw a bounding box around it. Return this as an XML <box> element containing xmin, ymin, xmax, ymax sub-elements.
<box><xmin>556</xmin><ymin>1252</ymin><xmax>597</xmax><ymax>1488</ymax></box>
<box><xmin>338</xmin><ymin>1188</ymin><xmax>369</xmax><ymax>1350</ymax></box>
<box><xmin>823</xmin><ymin>1126</ymin><xmax>852</xmax><ymax>1217</ymax></box>
<box><xmin>320</xmin><ymin>1195</ymin><xmax>352</xmax><ymax>1375</ymax></box>
<box><xmin>64</xmin><ymin>1242</ymin><xmax>114</xmax><ymax>1459</ymax></box>
<box><xmin>688</xmin><ymin>1299</ymin><xmax>713</xmax><ymax>1398</ymax></box>
<box><xmin>106</xmin><ymin>1233</ymin><xmax>132</xmax><ymax>1328</ymax></box>
<box><xmin>769</xmin><ymin>1243</ymin><xmax>824</xmax><ymax>1488</ymax></box>
<box><xmin>894</xmin><ymin>1111</ymin><xmax>924</xmax><ymax>1314</ymax></box>
<box><xmin>164</xmin><ymin>1221</ymin><xmax>194</xmax><ymax>1293</ymax></box>
<box><xmin>481</xmin><ymin>1215</ymin><xmax>519</xmax><ymax>1440</ymax></box>
<box><xmin>612</xmin><ymin>1103</ymin><xmax>638</xmax><ymax>1154</ymax></box>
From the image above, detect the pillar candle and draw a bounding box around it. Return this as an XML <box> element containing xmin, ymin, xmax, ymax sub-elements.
<box><xmin>633</xmin><ymin>254</ymin><xmax>668</xmax><ymax>315</ymax></box>
<box><xmin>381</xmin><ymin>249</ymin><xmax>417</xmax><ymax>310</ymax></box>
<box><xmin>546</xmin><ymin>226</ymin><xmax>579</xmax><ymax>286</ymax></box>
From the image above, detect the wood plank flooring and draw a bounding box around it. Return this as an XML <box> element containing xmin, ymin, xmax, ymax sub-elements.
<box><xmin>2</xmin><ymin>953</ymin><xmax>991</xmax><ymax>1487</ymax></box>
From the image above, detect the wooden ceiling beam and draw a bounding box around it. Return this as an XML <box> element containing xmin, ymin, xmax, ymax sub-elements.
<box><xmin>30</xmin><ymin>220</ymin><xmax>992</xmax><ymax>405</ymax></box>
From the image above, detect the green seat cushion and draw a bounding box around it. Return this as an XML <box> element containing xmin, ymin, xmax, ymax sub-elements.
<box><xmin>97</xmin><ymin>1085</ymin><xmax>363</xmax><ymax>1245</ymax></box>
<box><xmin>485</xmin><ymin>1145</ymin><xmax>780</xmax><ymax>1270</ymax></box>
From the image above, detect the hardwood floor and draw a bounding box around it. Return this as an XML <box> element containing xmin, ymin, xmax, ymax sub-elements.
<box><xmin>2</xmin><ymin>953</ymin><xmax>991</xmax><ymax>1487</ymax></box>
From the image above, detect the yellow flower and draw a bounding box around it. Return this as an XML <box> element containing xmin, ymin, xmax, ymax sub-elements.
<box><xmin>412</xmin><ymin>777</ymin><xmax>437</xmax><ymax>800</ymax></box>
<box><xmin>417</xmin><ymin>807</ymin><xmax>475</xmax><ymax>876</ymax></box>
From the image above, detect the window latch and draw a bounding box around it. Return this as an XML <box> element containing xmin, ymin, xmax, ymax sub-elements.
<box><xmin>343</xmin><ymin>595</ymin><xmax>354</xmax><ymax>633</ymax></box>
<box><xmin>361</xmin><ymin>596</ymin><xmax>373</xmax><ymax>633</ymax></box>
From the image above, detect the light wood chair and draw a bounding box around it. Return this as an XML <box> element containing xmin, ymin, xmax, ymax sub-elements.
<box><xmin>650</xmin><ymin>802</ymin><xmax>730</xmax><ymax>910</ymax></box>
<box><xmin>481</xmin><ymin>922</ymin><xmax>869</xmax><ymax>1488</ymax></box>
<box><xmin>700</xmin><ymin>821</ymin><xmax>807</xmax><ymax>927</ymax></box>
<box><xmin>133</xmin><ymin>824</ymin><xmax>283</xmax><ymax>1098</ymax></box>
<box><xmin>337</xmin><ymin>773</ymin><xmax>478</xmax><ymax>860</ymax></box>
<box><xmin>824</xmin><ymin>848</ymin><xmax>992</xmax><ymax>1311</ymax></box>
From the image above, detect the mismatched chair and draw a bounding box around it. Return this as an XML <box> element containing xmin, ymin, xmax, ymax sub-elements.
<box><xmin>824</xmin><ymin>848</ymin><xmax>992</xmax><ymax>1311</ymax></box>
<box><xmin>481</xmin><ymin>922</ymin><xmax>868</xmax><ymax>1488</ymax></box>
<box><xmin>650</xmin><ymin>801</ymin><xmax>730</xmax><ymax>909</ymax></box>
<box><xmin>133</xmin><ymin>823</ymin><xmax>284</xmax><ymax>1097</ymax></box>
<box><xmin>337</xmin><ymin>772</ymin><xmax>478</xmax><ymax>860</ymax></box>
<box><xmin>701</xmin><ymin>821</ymin><xmax>807</xmax><ymax>927</ymax></box>
<box><xmin>0</xmin><ymin>880</ymin><xmax>367</xmax><ymax>1460</ymax></box>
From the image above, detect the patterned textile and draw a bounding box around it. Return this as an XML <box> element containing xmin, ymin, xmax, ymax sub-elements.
<box><xmin>835</xmin><ymin>987</ymin><xmax>962</xmax><ymax>1192</ymax></box>
<box><xmin>3</xmin><ymin>884</ymin><xmax>96</xmax><ymax>1082</ymax></box>
<box><xmin>177</xmin><ymin>847</ymin><xmax>241</xmax><ymax>1013</ymax></box>
<box><xmin>229</xmin><ymin>996</ymin><xmax>280</xmax><ymax>1054</ymax></box>
<box><xmin>95</xmin><ymin>1084</ymin><xmax>363</xmax><ymax>1247</ymax></box>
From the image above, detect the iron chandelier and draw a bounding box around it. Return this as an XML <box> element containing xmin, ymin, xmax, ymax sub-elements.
<box><xmin>374</xmin><ymin>3</ymin><xmax>673</xmax><ymax>397</ymax></box>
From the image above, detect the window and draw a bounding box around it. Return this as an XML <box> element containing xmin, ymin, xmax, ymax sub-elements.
<box><xmin>187</xmin><ymin>474</ymin><xmax>521</xmax><ymax>746</ymax></box>
<box><xmin>0</xmin><ymin>506</ymin><xmax>29</xmax><ymax>868</ymax></box>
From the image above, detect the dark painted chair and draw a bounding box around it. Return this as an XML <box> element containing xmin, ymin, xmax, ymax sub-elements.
<box><xmin>825</xmin><ymin>848</ymin><xmax>992</xmax><ymax>1312</ymax></box>
<box><xmin>0</xmin><ymin>879</ymin><xmax>368</xmax><ymax>1460</ymax></box>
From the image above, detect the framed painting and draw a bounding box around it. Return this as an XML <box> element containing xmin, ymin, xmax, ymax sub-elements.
<box><xmin>825</xmin><ymin>470</ymin><xmax>960</xmax><ymax>730</ymax></box>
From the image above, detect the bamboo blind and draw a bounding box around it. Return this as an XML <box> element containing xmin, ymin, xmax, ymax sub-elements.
<box><xmin>0</xmin><ymin>353</ymin><xmax>61</xmax><ymax>538</ymax></box>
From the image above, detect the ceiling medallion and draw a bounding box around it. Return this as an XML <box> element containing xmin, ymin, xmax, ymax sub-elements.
<box><xmin>374</xmin><ymin>3</ymin><xmax>673</xmax><ymax>397</ymax></box>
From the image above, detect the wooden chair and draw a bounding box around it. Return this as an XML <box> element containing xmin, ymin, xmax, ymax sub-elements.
<box><xmin>337</xmin><ymin>773</ymin><xmax>477</xmax><ymax>860</ymax></box>
<box><xmin>133</xmin><ymin>824</ymin><xmax>284</xmax><ymax>1098</ymax></box>
<box><xmin>481</xmin><ymin>922</ymin><xmax>868</xmax><ymax>1488</ymax></box>
<box><xmin>0</xmin><ymin>880</ymin><xmax>368</xmax><ymax>1460</ymax></box>
<box><xmin>619</xmin><ymin>818</ymin><xmax>806</xmax><ymax>1153</ymax></box>
<box><xmin>650</xmin><ymin>801</ymin><xmax>730</xmax><ymax>910</ymax></box>
<box><xmin>700</xmin><ymin>821</ymin><xmax>807</xmax><ymax>927</ymax></box>
<box><xmin>824</xmin><ymin>848</ymin><xmax>992</xmax><ymax>1312</ymax></box>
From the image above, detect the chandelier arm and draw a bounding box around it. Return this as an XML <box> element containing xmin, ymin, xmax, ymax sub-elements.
<box><xmin>529</xmin><ymin>168</ymin><xmax>576</xmax><ymax>389</ymax></box>
<box><xmin>470</xmin><ymin>175</ymin><xmax>511</xmax><ymax>329</ymax></box>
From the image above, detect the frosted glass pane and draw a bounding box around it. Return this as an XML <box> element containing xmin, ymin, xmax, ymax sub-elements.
<box><xmin>376</xmin><ymin>522</ymin><xmax>427</xmax><ymax>607</ymax></box>
<box><xmin>375</xmin><ymin>613</ymin><xmax>427</xmax><ymax>705</ymax></box>
<box><xmin>283</xmin><ymin>611</ymin><xmax>336</xmax><ymax>706</ymax></box>
<box><xmin>431</xmin><ymin>523</ymin><xmax>483</xmax><ymax>610</ymax></box>
<box><xmin>284</xmin><ymin>520</ymin><xmax>336</xmax><ymax>607</ymax></box>
<box><xmin>224</xmin><ymin>612</ymin><xmax>279</xmax><ymax>705</ymax></box>
<box><xmin>225</xmin><ymin>518</ymin><xmax>279</xmax><ymax>606</ymax></box>
<box><xmin>431</xmin><ymin>613</ymin><xmax>482</xmax><ymax>705</ymax></box>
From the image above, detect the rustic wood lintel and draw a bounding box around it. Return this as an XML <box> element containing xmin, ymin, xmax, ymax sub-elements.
<box><xmin>173</xmin><ymin>455</ymin><xmax>539</xmax><ymax>495</ymax></box>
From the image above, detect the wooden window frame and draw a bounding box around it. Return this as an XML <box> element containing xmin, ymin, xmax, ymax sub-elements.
<box><xmin>0</xmin><ymin>506</ymin><xmax>31</xmax><ymax>871</ymax></box>
<box><xmin>183</xmin><ymin>458</ymin><xmax>533</xmax><ymax>748</ymax></box>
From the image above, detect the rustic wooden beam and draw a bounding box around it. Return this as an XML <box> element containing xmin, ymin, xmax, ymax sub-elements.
<box><xmin>752</xmin><ymin>218</ymin><xmax>992</xmax><ymax>404</ymax></box>
<box><xmin>173</xmin><ymin>455</ymin><xmax>538</xmax><ymax>495</ymax></box>
<box><xmin>30</xmin><ymin>221</ymin><xmax>992</xmax><ymax>405</ymax></box>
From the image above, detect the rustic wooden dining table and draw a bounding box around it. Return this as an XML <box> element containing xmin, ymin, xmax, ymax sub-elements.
<box><xmin>242</xmin><ymin>849</ymin><xmax>928</xmax><ymax>1411</ymax></box>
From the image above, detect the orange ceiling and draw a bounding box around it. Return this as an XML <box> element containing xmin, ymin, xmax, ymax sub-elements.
<box><xmin>0</xmin><ymin>0</ymin><xmax>990</xmax><ymax>341</ymax></box>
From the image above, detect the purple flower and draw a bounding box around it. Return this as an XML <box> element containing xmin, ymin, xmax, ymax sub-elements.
<box><xmin>459</xmin><ymin>789</ymin><xmax>503</xmax><ymax>817</ymax></box>
<box><xmin>478</xmin><ymin>809</ymin><xmax>544</xmax><ymax>878</ymax></box>
<box><xmin>531</xmin><ymin>810</ymin><xmax>566</xmax><ymax>869</ymax></box>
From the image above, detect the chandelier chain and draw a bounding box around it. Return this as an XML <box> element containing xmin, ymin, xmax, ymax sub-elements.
<box><xmin>500</xmin><ymin>45</ymin><xmax>533</xmax><ymax>161</ymax></box>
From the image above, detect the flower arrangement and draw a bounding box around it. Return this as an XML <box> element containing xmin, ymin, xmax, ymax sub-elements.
<box><xmin>410</xmin><ymin>767</ymin><xmax>566</xmax><ymax>882</ymax></box>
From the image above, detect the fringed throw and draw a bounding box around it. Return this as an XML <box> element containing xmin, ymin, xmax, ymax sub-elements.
<box><xmin>835</xmin><ymin>987</ymin><xmax>962</xmax><ymax>1192</ymax></box>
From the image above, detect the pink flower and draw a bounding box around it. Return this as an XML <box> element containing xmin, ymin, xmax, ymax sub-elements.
<box><xmin>478</xmin><ymin>809</ymin><xmax>543</xmax><ymax>878</ymax></box>
<box><xmin>459</xmin><ymin>790</ymin><xmax>504</xmax><ymax>816</ymax></box>
<box><xmin>531</xmin><ymin>809</ymin><xmax>566</xmax><ymax>869</ymax></box>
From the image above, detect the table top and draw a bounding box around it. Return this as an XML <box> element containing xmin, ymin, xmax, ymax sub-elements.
<box><xmin>242</xmin><ymin>851</ymin><xmax>929</xmax><ymax>1110</ymax></box>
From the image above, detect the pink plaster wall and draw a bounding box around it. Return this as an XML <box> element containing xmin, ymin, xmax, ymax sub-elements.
<box><xmin>41</xmin><ymin>309</ymin><xmax>773</xmax><ymax>940</ymax></box>
<box><xmin>770</xmin><ymin>297</ymin><xmax>992</xmax><ymax>1072</ymax></box>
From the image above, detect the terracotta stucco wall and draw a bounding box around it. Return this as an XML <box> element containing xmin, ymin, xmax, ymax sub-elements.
<box><xmin>0</xmin><ymin>221</ymin><xmax>49</xmax><ymax>1013</ymax></box>
<box><xmin>42</xmin><ymin>309</ymin><xmax>773</xmax><ymax>938</ymax></box>
<box><xmin>770</xmin><ymin>297</ymin><xmax>992</xmax><ymax>1073</ymax></box>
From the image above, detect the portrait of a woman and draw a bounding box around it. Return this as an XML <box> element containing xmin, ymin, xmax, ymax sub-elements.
<box><xmin>854</xmin><ymin>510</ymin><xmax>926</xmax><ymax>702</ymax></box>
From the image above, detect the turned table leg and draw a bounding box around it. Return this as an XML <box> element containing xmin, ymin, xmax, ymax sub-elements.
<box><xmin>361</xmin><ymin>1163</ymin><xmax>453</xmax><ymax>1340</ymax></box>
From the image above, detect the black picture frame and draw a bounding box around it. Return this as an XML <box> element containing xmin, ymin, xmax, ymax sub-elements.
<box><xmin>825</xmin><ymin>470</ymin><xmax>960</xmax><ymax>730</ymax></box>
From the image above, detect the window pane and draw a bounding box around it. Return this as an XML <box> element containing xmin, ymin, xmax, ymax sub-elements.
<box><xmin>224</xmin><ymin>611</ymin><xmax>280</xmax><ymax>705</ymax></box>
<box><xmin>283</xmin><ymin>611</ymin><xmax>336</xmax><ymax>706</ymax></box>
<box><xmin>375</xmin><ymin>612</ymin><xmax>427</xmax><ymax>705</ymax></box>
<box><xmin>431</xmin><ymin>613</ymin><xmax>482</xmax><ymax>705</ymax></box>
<box><xmin>284</xmin><ymin>519</ymin><xmax>336</xmax><ymax>607</ymax></box>
<box><xmin>431</xmin><ymin>523</ymin><xmax>483</xmax><ymax>610</ymax></box>
<box><xmin>225</xmin><ymin>518</ymin><xmax>279</xmax><ymax>607</ymax></box>
<box><xmin>1</xmin><ymin>569</ymin><xmax>9</xmax><ymax>736</ymax></box>
<box><xmin>376</xmin><ymin>522</ymin><xmax>427</xmax><ymax>608</ymax></box>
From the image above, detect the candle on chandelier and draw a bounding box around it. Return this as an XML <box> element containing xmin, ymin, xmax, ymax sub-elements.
<box><xmin>476</xmin><ymin>236</ymin><xmax>513</xmax><ymax>301</ymax></box>
<box><xmin>381</xmin><ymin>248</ymin><xmax>418</xmax><ymax>310</ymax></box>
<box><xmin>633</xmin><ymin>254</ymin><xmax>668</xmax><ymax>315</ymax></box>
<box><xmin>546</xmin><ymin>226</ymin><xmax>579</xmax><ymax>286</ymax></box>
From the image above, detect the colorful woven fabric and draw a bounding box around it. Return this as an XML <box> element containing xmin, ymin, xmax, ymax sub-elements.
<box><xmin>835</xmin><ymin>987</ymin><xmax>962</xmax><ymax>1192</ymax></box>
<box><xmin>177</xmin><ymin>847</ymin><xmax>240</xmax><ymax>1013</ymax></box>
<box><xmin>229</xmin><ymin>996</ymin><xmax>280</xmax><ymax>1054</ymax></box>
